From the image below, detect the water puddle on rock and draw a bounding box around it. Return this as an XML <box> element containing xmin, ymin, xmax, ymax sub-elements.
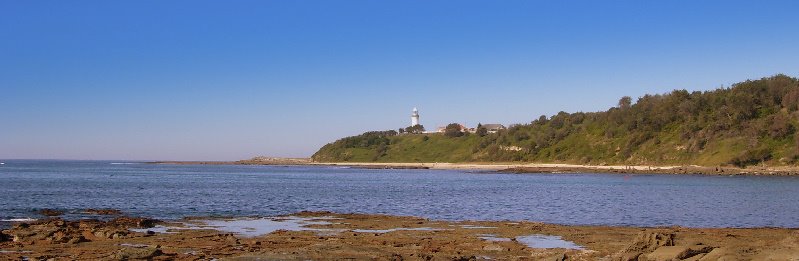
<box><xmin>129</xmin><ymin>224</ymin><xmax>208</xmax><ymax>234</ymax></box>
<box><xmin>457</xmin><ymin>225</ymin><xmax>497</xmax><ymax>229</ymax></box>
<box><xmin>0</xmin><ymin>250</ymin><xmax>33</xmax><ymax>254</ymax></box>
<box><xmin>130</xmin><ymin>216</ymin><xmax>447</xmax><ymax>237</ymax></box>
<box><xmin>478</xmin><ymin>234</ymin><xmax>512</xmax><ymax>242</ymax></box>
<box><xmin>515</xmin><ymin>234</ymin><xmax>585</xmax><ymax>250</ymax></box>
<box><xmin>118</xmin><ymin>243</ymin><xmax>151</xmax><ymax>248</ymax></box>
<box><xmin>197</xmin><ymin>216</ymin><xmax>339</xmax><ymax>237</ymax></box>
<box><xmin>351</xmin><ymin>227</ymin><xmax>440</xmax><ymax>234</ymax></box>
<box><xmin>131</xmin><ymin>216</ymin><xmax>344</xmax><ymax>237</ymax></box>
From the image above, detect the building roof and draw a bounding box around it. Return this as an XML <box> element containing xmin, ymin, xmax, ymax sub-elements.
<box><xmin>481</xmin><ymin>124</ymin><xmax>506</xmax><ymax>130</ymax></box>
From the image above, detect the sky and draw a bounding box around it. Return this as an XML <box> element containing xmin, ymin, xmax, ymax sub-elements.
<box><xmin>2</xmin><ymin>0</ymin><xmax>798</xmax><ymax>160</ymax></box>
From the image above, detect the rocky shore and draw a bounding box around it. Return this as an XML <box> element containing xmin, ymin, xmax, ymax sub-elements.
<box><xmin>148</xmin><ymin>156</ymin><xmax>799</xmax><ymax>176</ymax></box>
<box><xmin>317</xmin><ymin>162</ymin><xmax>799</xmax><ymax>176</ymax></box>
<box><xmin>496</xmin><ymin>165</ymin><xmax>794</xmax><ymax>176</ymax></box>
<box><xmin>1</xmin><ymin>211</ymin><xmax>797</xmax><ymax>260</ymax></box>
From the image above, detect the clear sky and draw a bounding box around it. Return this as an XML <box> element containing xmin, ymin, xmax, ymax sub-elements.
<box><xmin>2</xmin><ymin>1</ymin><xmax>798</xmax><ymax>160</ymax></box>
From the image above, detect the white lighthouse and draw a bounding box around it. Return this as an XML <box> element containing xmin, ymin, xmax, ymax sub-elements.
<box><xmin>411</xmin><ymin>107</ymin><xmax>420</xmax><ymax>126</ymax></box>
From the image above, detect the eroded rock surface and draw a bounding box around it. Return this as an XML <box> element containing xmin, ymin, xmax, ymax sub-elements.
<box><xmin>2</xmin><ymin>217</ymin><xmax>159</xmax><ymax>246</ymax></box>
<box><xmin>0</xmin><ymin>212</ymin><xmax>797</xmax><ymax>260</ymax></box>
<box><xmin>84</xmin><ymin>208</ymin><xmax>123</xmax><ymax>215</ymax></box>
<box><xmin>37</xmin><ymin>209</ymin><xmax>63</xmax><ymax>217</ymax></box>
<box><xmin>115</xmin><ymin>246</ymin><xmax>163</xmax><ymax>260</ymax></box>
<box><xmin>614</xmin><ymin>231</ymin><xmax>676</xmax><ymax>260</ymax></box>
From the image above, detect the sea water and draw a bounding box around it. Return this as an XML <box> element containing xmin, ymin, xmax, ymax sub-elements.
<box><xmin>1</xmin><ymin>160</ymin><xmax>798</xmax><ymax>228</ymax></box>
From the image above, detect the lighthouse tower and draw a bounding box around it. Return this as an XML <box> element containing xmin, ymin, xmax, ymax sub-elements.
<box><xmin>411</xmin><ymin>107</ymin><xmax>420</xmax><ymax>126</ymax></box>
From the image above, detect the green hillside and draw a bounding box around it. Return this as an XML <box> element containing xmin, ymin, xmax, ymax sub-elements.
<box><xmin>313</xmin><ymin>75</ymin><xmax>799</xmax><ymax>167</ymax></box>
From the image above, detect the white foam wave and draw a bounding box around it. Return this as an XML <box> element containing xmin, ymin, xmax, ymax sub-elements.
<box><xmin>1</xmin><ymin>218</ymin><xmax>36</xmax><ymax>222</ymax></box>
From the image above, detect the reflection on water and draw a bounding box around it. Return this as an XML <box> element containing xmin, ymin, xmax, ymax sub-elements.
<box><xmin>198</xmin><ymin>216</ymin><xmax>339</xmax><ymax>237</ymax></box>
<box><xmin>478</xmin><ymin>234</ymin><xmax>512</xmax><ymax>242</ymax></box>
<box><xmin>516</xmin><ymin>235</ymin><xmax>584</xmax><ymax>250</ymax></box>
<box><xmin>131</xmin><ymin>216</ymin><xmax>344</xmax><ymax>237</ymax></box>
<box><xmin>458</xmin><ymin>225</ymin><xmax>497</xmax><ymax>229</ymax></box>
<box><xmin>352</xmin><ymin>227</ymin><xmax>440</xmax><ymax>233</ymax></box>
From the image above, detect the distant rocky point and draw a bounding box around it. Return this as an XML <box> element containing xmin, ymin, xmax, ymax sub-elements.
<box><xmin>149</xmin><ymin>156</ymin><xmax>310</xmax><ymax>165</ymax></box>
<box><xmin>235</xmin><ymin>156</ymin><xmax>311</xmax><ymax>165</ymax></box>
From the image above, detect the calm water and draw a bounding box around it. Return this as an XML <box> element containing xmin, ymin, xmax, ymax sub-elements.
<box><xmin>1</xmin><ymin>160</ymin><xmax>798</xmax><ymax>228</ymax></box>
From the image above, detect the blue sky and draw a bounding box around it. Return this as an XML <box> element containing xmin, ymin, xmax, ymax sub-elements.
<box><xmin>1</xmin><ymin>1</ymin><xmax>798</xmax><ymax>160</ymax></box>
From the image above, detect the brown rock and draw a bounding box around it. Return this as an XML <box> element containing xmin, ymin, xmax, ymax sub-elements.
<box><xmin>682</xmin><ymin>253</ymin><xmax>706</xmax><ymax>261</ymax></box>
<box><xmin>67</xmin><ymin>235</ymin><xmax>88</xmax><ymax>244</ymax></box>
<box><xmin>111</xmin><ymin>231</ymin><xmax>128</xmax><ymax>239</ymax></box>
<box><xmin>698</xmin><ymin>248</ymin><xmax>743</xmax><ymax>261</ymax></box>
<box><xmin>618</xmin><ymin>252</ymin><xmax>642</xmax><ymax>261</ymax></box>
<box><xmin>38</xmin><ymin>209</ymin><xmax>63</xmax><ymax>217</ymax></box>
<box><xmin>225</xmin><ymin>234</ymin><xmax>240</xmax><ymax>244</ymax></box>
<box><xmin>50</xmin><ymin>230</ymin><xmax>72</xmax><ymax>243</ymax></box>
<box><xmin>10</xmin><ymin>229</ymin><xmax>37</xmax><ymax>242</ymax></box>
<box><xmin>115</xmin><ymin>247</ymin><xmax>162</xmax><ymax>260</ymax></box>
<box><xmin>84</xmin><ymin>208</ymin><xmax>123</xmax><ymax>215</ymax></box>
<box><xmin>93</xmin><ymin>229</ymin><xmax>129</xmax><ymax>239</ymax></box>
<box><xmin>13</xmin><ymin>222</ymin><xmax>30</xmax><ymax>229</ymax></box>
<box><xmin>613</xmin><ymin>231</ymin><xmax>675</xmax><ymax>261</ymax></box>
<box><xmin>482</xmin><ymin>244</ymin><xmax>505</xmax><ymax>251</ymax></box>
<box><xmin>643</xmin><ymin>245</ymin><xmax>714</xmax><ymax>261</ymax></box>
<box><xmin>751</xmin><ymin>249</ymin><xmax>799</xmax><ymax>261</ymax></box>
<box><xmin>750</xmin><ymin>231</ymin><xmax>799</xmax><ymax>260</ymax></box>
<box><xmin>109</xmin><ymin>217</ymin><xmax>159</xmax><ymax>228</ymax></box>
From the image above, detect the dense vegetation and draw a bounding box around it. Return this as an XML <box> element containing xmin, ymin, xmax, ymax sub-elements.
<box><xmin>313</xmin><ymin>75</ymin><xmax>799</xmax><ymax>167</ymax></box>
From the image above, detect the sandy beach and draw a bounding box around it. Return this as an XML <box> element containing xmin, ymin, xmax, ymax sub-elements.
<box><xmin>2</xmin><ymin>211</ymin><xmax>798</xmax><ymax>260</ymax></box>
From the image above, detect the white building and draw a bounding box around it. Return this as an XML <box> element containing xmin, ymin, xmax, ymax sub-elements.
<box><xmin>411</xmin><ymin>107</ymin><xmax>420</xmax><ymax>126</ymax></box>
<box><xmin>480</xmin><ymin>124</ymin><xmax>507</xmax><ymax>133</ymax></box>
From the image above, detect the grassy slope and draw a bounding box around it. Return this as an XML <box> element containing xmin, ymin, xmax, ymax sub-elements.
<box><xmin>379</xmin><ymin>134</ymin><xmax>479</xmax><ymax>162</ymax></box>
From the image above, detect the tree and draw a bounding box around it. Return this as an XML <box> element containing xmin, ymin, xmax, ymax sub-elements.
<box><xmin>769</xmin><ymin>113</ymin><xmax>793</xmax><ymax>138</ymax></box>
<box><xmin>782</xmin><ymin>87</ymin><xmax>799</xmax><ymax>111</ymax></box>
<box><xmin>476</xmin><ymin>123</ymin><xmax>488</xmax><ymax>137</ymax></box>
<box><xmin>444</xmin><ymin>123</ymin><xmax>464</xmax><ymax>138</ymax></box>
<box><xmin>405</xmin><ymin>125</ymin><xmax>425</xmax><ymax>134</ymax></box>
<box><xmin>535</xmin><ymin>115</ymin><xmax>548</xmax><ymax>125</ymax></box>
<box><xmin>398</xmin><ymin>128</ymin><xmax>405</xmax><ymax>134</ymax></box>
<box><xmin>618</xmin><ymin>96</ymin><xmax>632</xmax><ymax>110</ymax></box>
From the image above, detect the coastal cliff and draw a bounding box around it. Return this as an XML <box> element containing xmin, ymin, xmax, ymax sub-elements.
<box><xmin>314</xmin><ymin>75</ymin><xmax>799</xmax><ymax>167</ymax></box>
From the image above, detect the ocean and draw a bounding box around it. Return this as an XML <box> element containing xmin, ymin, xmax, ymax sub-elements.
<box><xmin>1</xmin><ymin>160</ymin><xmax>798</xmax><ymax>228</ymax></box>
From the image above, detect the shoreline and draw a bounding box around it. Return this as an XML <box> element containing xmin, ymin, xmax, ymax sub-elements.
<box><xmin>2</xmin><ymin>211</ymin><xmax>797</xmax><ymax>260</ymax></box>
<box><xmin>152</xmin><ymin>159</ymin><xmax>799</xmax><ymax>176</ymax></box>
<box><xmin>313</xmin><ymin>162</ymin><xmax>799</xmax><ymax>175</ymax></box>
<box><xmin>302</xmin><ymin>162</ymin><xmax>799</xmax><ymax>176</ymax></box>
